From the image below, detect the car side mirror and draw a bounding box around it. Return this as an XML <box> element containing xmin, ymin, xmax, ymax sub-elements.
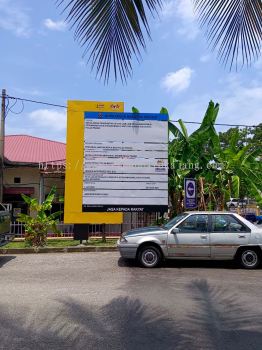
<box><xmin>171</xmin><ymin>228</ymin><xmax>180</xmax><ymax>234</ymax></box>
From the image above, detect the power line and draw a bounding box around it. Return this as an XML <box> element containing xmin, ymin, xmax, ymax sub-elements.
<box><xmin>5</xmin><ymin>98</ymin><xmax>24</xmax><ymax>116</ymax></box>
<box><xmin>1</xmin><ymin>94</ymin><xmax>260</xmax><ymax>128</ymax></box>
<box><xmin>171</xmin><ymin>121</ymin><xmax>257</xmax><ymax>128</ymax></box>
<box><xmin>6</xmin><ymin>95</ymin><xmax>67</xmax><ymax>109</ymax></box>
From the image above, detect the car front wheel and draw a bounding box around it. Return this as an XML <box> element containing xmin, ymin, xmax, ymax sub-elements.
<box><xmin>138</xmin><ymin>245</ymin><xmax>161</xmax><ymax>268</ymax></box>
<box><xmin>239</xmin><ymin>249</ymin><xmax>260</xmax><ymax>269</ymax></box>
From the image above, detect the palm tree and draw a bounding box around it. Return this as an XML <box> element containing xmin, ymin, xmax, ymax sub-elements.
<box><xmin>194</xmin><ymin>1</ymin><xmax>262</xmax><ymax>69</ymax></box>
<box><xmin>57</xmin><ymin>0</ymin><xmax>262</xmax><ymax>82</ymax></box>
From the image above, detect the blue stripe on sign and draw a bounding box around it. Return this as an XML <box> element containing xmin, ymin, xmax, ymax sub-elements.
<box><xmin>84</xmin><ymin>112</ymin><xmax>168</xmax><ymax>121</ymax></box>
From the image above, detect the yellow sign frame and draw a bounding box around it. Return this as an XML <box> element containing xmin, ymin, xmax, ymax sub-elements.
<box><xmin>64</xmin><ymin>100</ymin><xmax>124</xmax><ymax>224</ymax></box>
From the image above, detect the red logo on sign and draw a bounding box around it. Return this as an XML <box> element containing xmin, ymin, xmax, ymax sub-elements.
<box><xmin>110</xmin><ymin>104</ymin><xmax>120</xmax><ymax>110</ymax></box>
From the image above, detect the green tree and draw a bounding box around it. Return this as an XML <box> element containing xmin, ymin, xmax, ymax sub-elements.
<box><xmin>218</xmin><ymin>129</ymin><xmax>262</xmax><ymax>204</ymax></box>
<box><xmin>168</xmin><ymin>101</ymin><xmax>222</xmax><ymax>213</ymax></box>
<box><xmin>58</xmin><ymin>1</ymin><xmax>262</xmax><ymax>82</ymax></box>
<box><xmin>219</xmin><ymin>124</ymin><xmax>262</xmax><ymax>152</ymax></box>
<box><xmin>251</xmin><ymin>123</ymin><xmax>262</xmax><ymax>150</ymax></box>
<box><xmin>17</xmin><ymin>187</ymin><xmax>62</xmax><ymax>247</ymax></box>
<box><xmin>168</xmin><ymin>101</ymin><xmax>262</xmax><ymax>213</ymax></box>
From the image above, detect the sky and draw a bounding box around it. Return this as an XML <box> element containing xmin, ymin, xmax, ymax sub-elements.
<box><xmin>0</xmin><ymin>0</ymin><xmax>261</xmax><ymax>142</ymax></box>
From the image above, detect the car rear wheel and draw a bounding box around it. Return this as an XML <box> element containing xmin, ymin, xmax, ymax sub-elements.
<box><xmin>238</xmin><ymin>249</ymin><xmax>260</xmax><ymax>269</ymax></box>
<box><xmin>138</xmin><ymin>245</ymin><xmax>161</xmax><ymax>268</ymax></box>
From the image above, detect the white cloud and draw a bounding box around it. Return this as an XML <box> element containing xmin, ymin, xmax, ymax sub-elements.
<box><xmin>219</xmin><ymin>81</ymin><xmax>262</xmax><ymax>126</ymax></box>
<box><xmin>200</xmin><ymin>54</ymin><xmax>211</xmax><ymax>63</ymax></box>
<box><xmin>6</xmin><ymin>125</ymin><xmax>34</xmax><ymax>136</ymax></box>
<box><xmin>29</xmin><ymin>109</ymin><xmax>66</xmax><ymax>132</ymax></box>
<box><xmin>161</xmin><ymin>67</ymin><xmax>194</xmax><ymax>93</ymax></box>
<box><xmin>44</xmin><ymin>18</ymin><xmax>67</xmax><ymax>32</ymax></box>
<box><xmin>5</xmin><ymin>108</ymin><xmax>66</xmax><ymax>142</ymax></box>
<box><xmin>161</xmin><ymin>0</ymin><xmax>177</xmax><ymax>19</ymax></box>
<box><xmin>0</xmin><ymin>0</ymin><xmax>31</xmax><ymax>37</ymax></box>
<box><xmin>161</xmin><ymin>0</ymin><xmax>199</xmax><ymax>39</ymax></box>
<box><xmin>171</xmin><ymin>78</ymin><xmax>262</xmax><ymax>134</ymax></box>
<box><xmin>175</xmin><ymin>0</ymin><xmax>195</xmax><ymax>21</ymax></box>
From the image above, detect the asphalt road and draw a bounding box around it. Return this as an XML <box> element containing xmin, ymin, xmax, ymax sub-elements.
<box><xmin>0</xmin><ymin>252</ymin><xmax>262</xmax><ymax>350</ymax></box>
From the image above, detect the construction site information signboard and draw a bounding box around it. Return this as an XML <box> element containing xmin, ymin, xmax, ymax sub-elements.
<box><xmin>82</xmin><ymin>112</ymin><xmax>168</xmax><ymax>213</ymax></box>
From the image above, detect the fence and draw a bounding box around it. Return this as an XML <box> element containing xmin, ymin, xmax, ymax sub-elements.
<box><xmin>10</xmin><ymin>207</ymin><xmax>261</xmax><ymax>238</ymax></box>
<box><xmin>10</xmin><ymin>212</ymin><xmax>161</xmax><ymax>238</ymax></box>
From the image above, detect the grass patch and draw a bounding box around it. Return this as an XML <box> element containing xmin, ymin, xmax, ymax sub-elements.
<box><xmin>3</xmin><ymin>238</ymin><xmax>117</xmax><ymax>249</ymax></box>
<box><xmin>84</xmin><ymin>239</ymin><xmax>117</xmax><ymax>247</ymax></box>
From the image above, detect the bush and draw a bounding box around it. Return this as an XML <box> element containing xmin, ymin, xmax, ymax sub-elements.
<box><xmin>17</xmin><ymin>187</ymin><xmax>61</xmax><ymax>247</ymax></box>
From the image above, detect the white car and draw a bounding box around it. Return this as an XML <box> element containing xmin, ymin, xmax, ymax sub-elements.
<box><xmin>226</xmin><ymin>198</ymin><xmax>247</xmax><ymax>208</ymax></box>
<box><xmin>118</xmin><ymin>212</ymin><xmax>262</xmax><ymax>269</ymax></box>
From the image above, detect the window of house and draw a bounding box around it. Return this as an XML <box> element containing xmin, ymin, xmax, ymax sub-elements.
<box><xmin>14</xmin><ymin>177</ymin><xmax>21</xmax><ymax>184</ymax></box>
<box><xmin>177</xmin><ymin>214</ymin><xmax>209</xmax><ymax>233</ymax></box>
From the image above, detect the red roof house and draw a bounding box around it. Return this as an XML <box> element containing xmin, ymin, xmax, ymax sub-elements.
<box><xmin>3</xmin><ymin>135</ymin><xmax>66</xmax><ymax>205</ymax></box>
<box><xmin>4</xmin><ymin>135</ymin><xmax>66</xmax><ymax>164</ymax></box>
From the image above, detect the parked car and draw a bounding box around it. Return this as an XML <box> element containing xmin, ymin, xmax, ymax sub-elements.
<box><xmin>117</xmin><ymin>212</ymin><xmax>262</xmax><ymax>269</ymax></box>
<box><xmin>226</xmin><ymin>198</ymin><xmax>247</xmax><ymax>208</ymax></box>
<box><xmin>0</xmin><ymin>204</ymin><xmax>13</xmax><ymax>247</ymax></box>
<box><xmin>244</xmin><ymin>213</ymin><xmax>257</xmax><ymax>223</ymax></box>
<box><xmin>257</xmin><ymin>216</ymin><xmax>262</xmax><ymax>225</ymax></box>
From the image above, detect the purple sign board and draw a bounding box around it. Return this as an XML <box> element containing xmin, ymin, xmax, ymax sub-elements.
<box><xmin>184</xmin><ymin>178</ymin><xmax>197</xmax><ymax>209</ymax></box>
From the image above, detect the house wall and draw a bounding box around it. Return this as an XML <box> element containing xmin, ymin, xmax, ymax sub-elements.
<box><xmin>4</xmin><ymin>166</ymin><xmax>41</xmax><ymax>199</ymax></box>
<box><xmin>42</xmin><ymin>175</ymin><xmax>65</xmax><ymax>198</ymax></box>
<box><xmin>4</xmin><ymin>167</ymin><xmax>65</xmax><ymax>199</ymax></box>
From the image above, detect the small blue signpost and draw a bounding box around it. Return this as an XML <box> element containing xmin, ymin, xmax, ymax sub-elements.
<box><xmin>184</xmin><ymin>178</ymin><xmax>197</xmax><ymax>209</ymax></box>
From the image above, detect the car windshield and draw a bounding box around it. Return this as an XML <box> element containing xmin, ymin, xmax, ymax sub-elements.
<box><xmin>163</xmin><ymin>213</ymin><xmax>188</xmax><ymax>229</ymax></box>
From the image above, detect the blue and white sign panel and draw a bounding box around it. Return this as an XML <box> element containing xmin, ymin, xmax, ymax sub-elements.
<box><xmin>82</xmin><ymin>112</ymin><xmax>168</xmax><ymax>213</ymax></box>
<box><xmin>184</xmin><ymin>178</ymin><xmax>197</xmax><ymax>209</ymax></box>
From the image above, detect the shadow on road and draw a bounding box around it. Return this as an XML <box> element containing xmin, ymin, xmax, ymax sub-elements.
<box><xmin>185</xmin><ymin>279</ymin><xmax>262</xmax><ymax>350</ymax></box>
<box><xmin>0</xmin><ymin>256</ymin><xmax>16</xmax><ymax>268</ymax></box>
<box><xmin>0</xmin><ymin>296</ymin><xmax>185</xmax><ymax>350</ymax></box>
<box><xmin>118</xmin><ymin>257</ymin><xmax>139</xmax><ymax>268</ymax></box>
<box><xmin>0</xmin><ymin>278</ymin><xmax>261</xmax><ymax>349</ymax></box>
<box><xmin>118</xmin><ymin>257</ymin><xmax>239</xmax><ymax>269</ymax></box>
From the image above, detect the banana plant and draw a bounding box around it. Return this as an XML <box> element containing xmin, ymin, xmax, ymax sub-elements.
<box><xmin>168</xmin><ymin>101</ymin><xmax>262</xmax><ymax>212</ymax></box>
<box><xmin>18</xmin><ymin>187</ymin><xmax>62</xmax><ymax>247</ymax></box>
<box><xmin>218</xmin><ymin>129</ymin><xmax>262</xmax><ymax>200</ymax></box>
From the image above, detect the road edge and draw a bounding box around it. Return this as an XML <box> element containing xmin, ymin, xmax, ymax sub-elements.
<box><xmin>0</xmin><ymin>246</ymin><xmax>118</xmax><ymax>254</ymax></box>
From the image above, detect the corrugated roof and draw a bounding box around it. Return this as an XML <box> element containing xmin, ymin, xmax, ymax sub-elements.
<box><xmin>4</xmin><ymin>135</ymin><xmax>66</xmax><ymax>164</ymax></box>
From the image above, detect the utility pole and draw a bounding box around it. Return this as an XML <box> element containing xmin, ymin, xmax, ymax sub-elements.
<box><xmin>39</xmin><ymin>173</ymin><xmax>44</xmax><ymax>204</ymax></box>
<box><xmin>0</xmin><ymin>89</ymin><xmax>6</xmax><ymax>203</ymax></box>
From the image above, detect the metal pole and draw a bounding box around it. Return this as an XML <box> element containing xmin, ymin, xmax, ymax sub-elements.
<box><xmin>39</xmin><ymin>173</ymin><xmax>44</xmax><ymax>204</ymax></box>
<box><xmin>0</xmin><ymin>89</ymin><xmax>6</xmax><ymax>203</ymax></box>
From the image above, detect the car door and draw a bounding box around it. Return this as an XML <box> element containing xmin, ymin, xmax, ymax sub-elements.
<box><xmin>167</xmin><ymin>214</ymin><xmax>211</xmax><ymax>258</ymax></box>
<box><xmin>210</xmin><ymin>214</ymin><xmax>251</xmax><ymax>259</ymax></box>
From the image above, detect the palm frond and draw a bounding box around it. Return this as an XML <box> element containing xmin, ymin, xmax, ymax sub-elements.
<box><xmin>57</xmin><ymin>0</ymin><xmax>162</xmax><ymax>83</ymax></box>
<box><xmin>193</xmin><ymin>0</ymin><xmax>262</xmax><ymax>69</ymax></box>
